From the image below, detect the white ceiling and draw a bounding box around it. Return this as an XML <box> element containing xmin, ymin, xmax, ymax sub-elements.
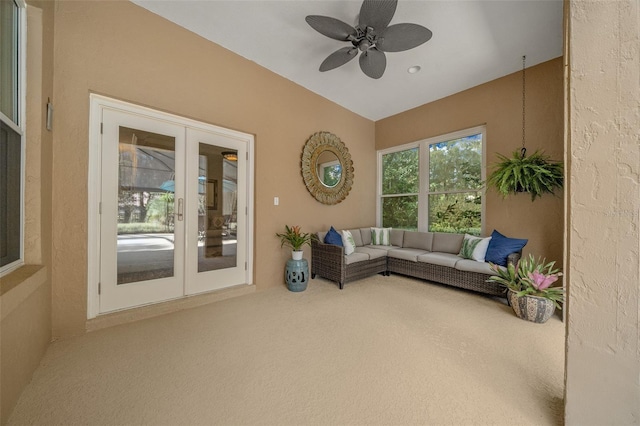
<box><xmin>131</xmin><ymin>0</ymin><xmax>563</xmax><ymax>121</ymax></box>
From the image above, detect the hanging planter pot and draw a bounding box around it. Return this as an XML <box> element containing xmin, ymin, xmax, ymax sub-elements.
<box><xmin>487</xmin><ymin>148</ymin><xmax>564</xmax><ymax>201</ymax></box>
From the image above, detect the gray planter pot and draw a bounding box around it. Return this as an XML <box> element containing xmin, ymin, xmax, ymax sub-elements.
<box><xmin>507</xmin><ymin>289</ymin><xmax>555</xmax><ymax>323</ymax></box>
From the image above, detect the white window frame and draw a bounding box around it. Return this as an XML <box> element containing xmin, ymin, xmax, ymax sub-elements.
<box><xmin>376</xmin><ymin>142</ymin><xmax>420</xmax><ymax>230</ymax></box>
<box><xmin>0</xmin><ymin>0</ymin><xmax>27</xmax><ymax>277</ymax></box>
<box><xmin>377</xmin><ymin>125</ymin><xmax>486</xmax><ymax>234</ymax></box>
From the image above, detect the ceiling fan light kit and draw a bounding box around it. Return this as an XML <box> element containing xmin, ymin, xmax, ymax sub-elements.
<box><xmin>306</xmin><ymin>0</ymin><xmax>432</xmax><ymax>79</ymax></box>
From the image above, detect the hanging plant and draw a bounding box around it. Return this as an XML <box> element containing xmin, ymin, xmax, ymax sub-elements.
<box><xmin>487</xmin><ymin>55</ymin><xmax>564</xmax><ymax>201</ymax></box>
<box><xmin>487</xmin><ymin>149</ymin><xmax>563</xmax><ymax>201</ymax></box>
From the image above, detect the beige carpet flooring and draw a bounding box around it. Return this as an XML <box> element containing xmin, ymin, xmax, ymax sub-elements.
<box><xmin>9</xmin><ymin>274</ymin><xmax>565</xmax><ymax>425</ymax></box>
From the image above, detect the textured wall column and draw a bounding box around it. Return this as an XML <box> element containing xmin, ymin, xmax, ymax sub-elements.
<box><xmin>566</xmin><ymin>1</ymin><xmax>640</xmax><ymax>424</ymax></box>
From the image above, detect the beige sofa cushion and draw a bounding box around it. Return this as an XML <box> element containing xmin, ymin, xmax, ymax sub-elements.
<box><xmin>417</xmin><ymin>252</ymin><xmax>461</xmax><ymax>268</ymax></box>
<box><xmin>432</xmin><ymin>232</ymin><xmax>465</xmax><ymax>254</ymax></box>
<box><xmin>360</xmin><ymin>228</ymin><xmax>372</xmax><ymax>245</ymax></box>
<box><xmin>365</xmin><ymin>244</ymin><xmax>400</xmax><ymax>252</ymax></box>
<box><xmin>456</xmin><ymin>259</ymin><xmax>507</xmax><ymax>275</ymax></box>
<box><xmin>347</xmin><ymin>229</ymin><xmax>364</xmax><ymax>247</ymax></box>
<box><xmin>402</xmin><ymin>231</ymin><xmax>433</xmax><ymax>251</ymax></box>
<box><xmin>344</xmin><ymin>252</ymin><xmax>369</xmax><ymax>265</ymax></box>
<box><xmin>355</xmin><ymin>247</ymin><xmax>387</xmax><ymax>260</ymax></box>
<box><xmin>387</xmin><ymin>248</ymin><xmax>429</xmax><ymax>262</ymax></box>
<box><xmin>455</xmin><ymin>259</ymin><xmax>495</xmax><ymax>275</ymax></box>
<box><xmin>390</xmin><ymin>229</ymin><xmax>404</xmax><ymax>247</ymax></box>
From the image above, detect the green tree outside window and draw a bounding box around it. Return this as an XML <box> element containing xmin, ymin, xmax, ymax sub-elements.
<box><xmin>380</xmin><ymin>133</ymin><xmax>483</xmax><ymax>235</ymax></box>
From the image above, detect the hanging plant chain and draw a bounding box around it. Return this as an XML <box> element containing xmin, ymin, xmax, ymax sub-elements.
<box><xmin>521</xmin><ymin>55</ymin><xmax>527</xmax><ymax>159</ymax></box>
<box><xmin>520</xmin><ymin>55</ymin><xmax>527</xmax><ymax>158</ymax></box>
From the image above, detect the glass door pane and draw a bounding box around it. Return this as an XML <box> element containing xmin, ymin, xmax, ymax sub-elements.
<box><xmin>117</xmin><ymin>127</ymin><xmax>177</xmax><ymax>284</ymax></box>
<box><xmin>100</xmin><ymin>107</ymin><xmax>185</xmax><ymax>314</ymax></box>
<box><xmin>185</xmin><ymin>127</ymin><xmax>248</xmax><ymax>295</ymax></box>
<box><xmin>197</xmin><ymin>145</ymin><xmax>237</xmax><ymax>272</ymax></box>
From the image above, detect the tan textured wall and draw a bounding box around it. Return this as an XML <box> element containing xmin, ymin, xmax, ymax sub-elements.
<box><xmin>23</xmin><ymin>1</ymin><xmax>53</xmax><ymax>267</ymax></box>
<box><xmin>0</xmin><ymin>2</ymin><xmax>54</xmax><ymax>424</ymax></box>
<box><xmin>1</xmin><ymin>269</ymin><xmax>50</xmax><ymax>426</ymax></box>
<box><xmin>51</xmin><ymin>0</ymin><xmax>375</xmax><ymax>338</ymax></box>
<box><xmin>376</xmin><ymin>59</ymin><xmax>564</xmax><ymax>263</ymax></box>
<box><xmin>565</xmin><ymin>1</ymin><xmax>640</xmax><ymax>423</ymax></box>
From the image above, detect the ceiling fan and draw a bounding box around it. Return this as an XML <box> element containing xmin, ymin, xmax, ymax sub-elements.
<box><xmin>305</xmin><ymin>0</ymin><xmax>432</xmax><ymax>79</ymax></box>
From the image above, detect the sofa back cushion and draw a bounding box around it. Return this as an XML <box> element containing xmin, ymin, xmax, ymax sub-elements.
<box><xmin>360</xmin><ymin>228</ymin><xmax>372</xmax><ymax>245</ymax></box>
<box><xmin>402</xmin><ymin>231</ymin><xmax>433</xmax><ymax>251</ymax></box>
<box><xmin>347</xmin><ymin>229</ymin><xmax>364</xmax><ymax>247</ymax></box>
<box><xmin>390</xmin><ymin>229</ymin><xmax>404</xmax><ymax>247</ymax></box>
<box><xmin>432</xmin><ymin>232</ymin><xmax>465</xmax><ymax>254</ymax></box>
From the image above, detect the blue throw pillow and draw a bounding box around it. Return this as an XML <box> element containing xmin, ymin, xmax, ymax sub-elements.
<box><xmin>324</xmin><ymin>226</ymin><xmax>343</xmax><ymax>246</ymax></box>
<box><xmin>485</xmin><ymin>230</ymin><xmax>528</xmax><ymax>267</ymax></box>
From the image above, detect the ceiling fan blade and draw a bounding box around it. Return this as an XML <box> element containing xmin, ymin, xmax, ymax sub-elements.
<box><xmin>359</xmin><ymin>48</ymin><xmax>386</xmax><ymax>79</ymax></box>
<box><xmin>359</xmin><ymin>0</ymin><xmax>397</xmax><ymax>32</ymax></box>
<box><xmin>305</xmin><ymin>15</ymin><xmax>357</xmax><ymax>41</ymax></box>
<box><xmin>377</xmin><ymin>23</ymin><xmax>433</xmax><ymax>52</ymax></box>
<box><xmin>320</xmin><ymin>47</ymin><xmax>359</xmax><ymax>72</ymax></box>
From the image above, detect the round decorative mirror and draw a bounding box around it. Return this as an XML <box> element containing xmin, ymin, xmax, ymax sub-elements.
<box><xmin>301</xmin><ymin>131</ymin><xmax>354</xmax><ymax>205</ymax></box>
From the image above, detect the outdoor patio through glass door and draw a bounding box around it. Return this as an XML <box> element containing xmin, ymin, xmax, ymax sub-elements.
<box><xmin>95</xmin><ymin>99</ymin><xmax>252</xmax><ymax>314</ymax></box>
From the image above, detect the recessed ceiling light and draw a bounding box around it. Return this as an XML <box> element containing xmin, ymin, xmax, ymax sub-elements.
<box><xmin>408</xmin><ymin>65</ymin><xmax>421</xmax><ymax>74</ymax></box>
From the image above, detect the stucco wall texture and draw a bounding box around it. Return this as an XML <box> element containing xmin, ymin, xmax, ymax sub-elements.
<box><xmin>0</xmin><ymin>2</ymin><xmax>55</xmax><ymax>424</ymax></box>
<box><xmin>565</xmin><ymin>0</ymin><xmax>640</xmax><ymax>423</ymax></box>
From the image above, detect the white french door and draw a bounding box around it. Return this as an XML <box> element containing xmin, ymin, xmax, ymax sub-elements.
<box><xmin>184</xmin><ymin>128</ymin><xmax>248</xmax><ymax>295</ymax></box>
<box><xmin>90</xmin><ymin>96</ymin><xmax>253</xmax><ymax>315</ymax></box>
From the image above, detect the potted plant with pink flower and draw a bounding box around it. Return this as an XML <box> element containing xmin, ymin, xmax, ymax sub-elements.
<box><xmin>488</xmin><ymin>254</ymin><xmax>564</xmax><ymax>323</ymax></box>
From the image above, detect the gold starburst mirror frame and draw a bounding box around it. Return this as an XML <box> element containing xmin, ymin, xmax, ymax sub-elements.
<box><xmin>301</xmin><ymin>131</ymin><xmax>354</xmax><ymax>205</ymax></box>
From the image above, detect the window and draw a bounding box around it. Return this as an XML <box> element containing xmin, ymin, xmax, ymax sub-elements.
<box><xmin>427</xmin><ymin>134</ymin><xmax>483</xmax><ymax>235</ymax></box>
<box><xmin>0</xmin><ymin>0</ymin><xmax>25</xmax><ymax>275</ymax></box>
<box><xmin>380</xmin><ymin>147</ymin><xmax>419</xmax><ymax>230</ymax></box>
<box><xmin>378</xmin><ymin>126</ymin><xmax>485</xmax><ymax>236</ymax></box>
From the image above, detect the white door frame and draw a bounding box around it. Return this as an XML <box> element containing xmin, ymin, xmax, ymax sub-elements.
<box><xmin>87</xmin><ymin>94</ymin><xmax>254</xmax><ymax>319</ymax></box>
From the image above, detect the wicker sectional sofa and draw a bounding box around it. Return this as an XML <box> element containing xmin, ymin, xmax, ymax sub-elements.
<box><xmin>312</xmin><ymin>227</ymin><xmax>521</xmax><ymax>296</ymax></box>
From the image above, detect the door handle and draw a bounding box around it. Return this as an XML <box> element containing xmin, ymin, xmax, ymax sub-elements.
<box><xmin>176</xmin><ymin>198</ymin><xmax>184</xmax><ymax>221</ymax></box>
